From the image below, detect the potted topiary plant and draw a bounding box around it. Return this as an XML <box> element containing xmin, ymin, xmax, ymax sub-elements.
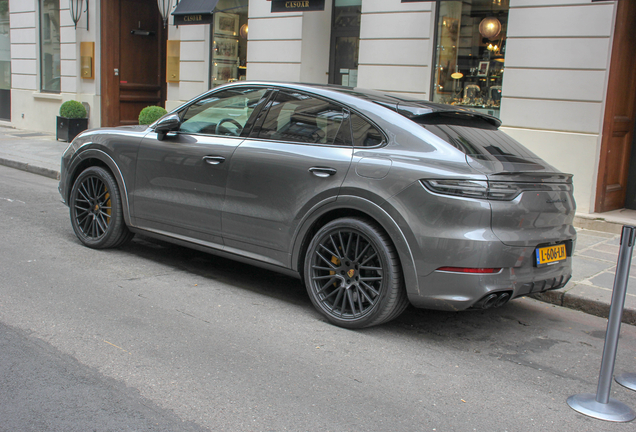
<box><xmin>139</xmin><ymin>105</ymin><xmax>168</xmax><ymax>125</ymax></box>
<box><xmin>57</xmin><ymin>100</ymin><xmax>88</xmax><ymax>142</ymax></box>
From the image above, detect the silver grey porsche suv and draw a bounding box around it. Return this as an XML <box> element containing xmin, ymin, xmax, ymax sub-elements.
<box><xmin>59</xmin><ymin>82</ymin><xmax>576</xmax><ymax>328</ymax></box>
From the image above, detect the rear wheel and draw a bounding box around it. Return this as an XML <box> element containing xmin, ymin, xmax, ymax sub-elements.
<box><xmin>304</xmin><ymin>217</ymin><xmax>408</xmax><ymax>328</ymax></box>
<box><xmin>69</xmin><ymin>166</ymin><xmax>134</xmax><ymax>249</ymax></box>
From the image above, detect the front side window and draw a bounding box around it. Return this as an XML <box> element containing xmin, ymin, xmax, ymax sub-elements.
<box><xmin>179</xmin><ymin>87</ymin><xmax>268</xmax><ymax>136</ymax></box>
<box><xmin>257</xmin><ymin>91</ymin><xmax>349</xmax><ymax>145</ymax></box>
<box><xmin>40</xmin><ymin>0</ymin><xmax>60</xmax><ymax>93</ymax></box>
<box><xmin>432</xmin><ymin>0</ymin><xmax>509</xmax><ymax>118</ymax></box>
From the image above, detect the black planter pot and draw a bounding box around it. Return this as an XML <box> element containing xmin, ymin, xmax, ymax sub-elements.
<box><xmin>56</xmin><ymin>116</ymin><xmax>88</xmax><ymax>142</ymax></box>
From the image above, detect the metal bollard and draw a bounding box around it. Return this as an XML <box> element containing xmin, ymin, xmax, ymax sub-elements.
<box><xmin>616</xmin><ymin>372</ymin><xmax>636</xmax><ymax>392</ymax></box>
<box><xmin>566</xmin><ymin>225</ymin><xmax>636</xmax><ymax>422</ymax></box>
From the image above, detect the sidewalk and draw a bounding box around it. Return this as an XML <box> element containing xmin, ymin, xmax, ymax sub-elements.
<box><xmin>1</xmin><ymin>125</ymin><xmax>635</xmax><ymax>324</ymax></box>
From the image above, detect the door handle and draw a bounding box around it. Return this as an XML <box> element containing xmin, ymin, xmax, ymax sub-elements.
<box><xmin>309</xmin><ymin>167</ymin><xmax>337</xmax><ymax>178</ymax></box>
<box><xmin>203</xmin><ymin>156</ymin><xmax>225</xmax><ymax>165</ymax></box>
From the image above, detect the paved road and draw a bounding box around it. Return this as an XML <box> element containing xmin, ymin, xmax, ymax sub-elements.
<box><xmin>2</xmin><ymin>165</ymin><xmax>636</xmax><ymax>431</ymax></box>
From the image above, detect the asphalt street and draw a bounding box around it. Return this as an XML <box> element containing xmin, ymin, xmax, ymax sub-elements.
<box><xmin>2</xmin><ymin>165</ymin><xmax>636</xmax><ymax>431</ymax></box>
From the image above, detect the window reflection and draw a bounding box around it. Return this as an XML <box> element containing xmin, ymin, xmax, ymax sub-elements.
<box><xmin>40</xmin><ymin>0</ymin><xmax>60</xmax><ymax>93</ymax></box>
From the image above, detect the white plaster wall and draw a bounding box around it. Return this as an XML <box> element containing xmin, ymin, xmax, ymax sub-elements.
<box><xmin>246</xmin><ymin>1</ymin><xmax>303</xmax><ymax>82</ymax></box>
<box><xmin>10</xmin><ymin>0</ymin><xmax>36</xmax><ymax>95</ymax></box>
<box><xmin>166</xmin><ymin>20</ymin><xmax>211</xmax><ymax>110</ymax></box>
<box><xmin>180</xmin><ymin>24</ymin><xmax>210</xmax><ymax>100</ymax></box>
<box><xmin>357</xmin><ymin>0</ymin><xmax>434</xmax><ymax>99</ymax></box>
<box><xmin>300</xmin><ymin>3</ymin><xmax>331</xmax><ymax>84</ymax></box>
<box><xmin>165</xmin><ymin>23</ymin><xmax>182</xmax><ymax>111</ymax></box>
<box><xmin>501</xmin><ymin>0</ymin><xmax>617</xmax><ymax>212</ymax></box>
<box><xmin>9</xmin><ymin>0</ymin><xmax>100</xmax><ymax>132</ymax></box>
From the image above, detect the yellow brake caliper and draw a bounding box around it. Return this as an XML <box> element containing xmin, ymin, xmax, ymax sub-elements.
<box><xmin>331</xmin><ymin>255</ymin><xmax>341</xmax><ymax>287</ymax></box>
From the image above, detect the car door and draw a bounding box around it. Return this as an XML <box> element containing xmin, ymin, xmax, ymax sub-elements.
<box><xmin>222</xmin><ymin>90</ymin><xmax>354</xmax><ymax>266</ymax></box>
<box><xmin>132</xmin><ymin>87</ymin><xmax>270</xmax><ymax>245</ymax></box>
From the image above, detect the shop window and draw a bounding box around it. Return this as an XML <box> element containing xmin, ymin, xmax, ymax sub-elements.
<box><xmin>432</xmin><ymin>0</ymin><xmax>509</xmax><ymax>118</ymax></box>
<box><xmin>39</xmin><ymin>0</ymin><xmax>60</xmax><ymax>93</ymax></box>
<box><xmin>0</xmin><ymin>0</ymin><xmax>10</xmax><ymax>120</ymax></box>
<box><xmin>210</xmin><ymin>0</ymin><xmax>249</xmax><ymax>87</ymax></box>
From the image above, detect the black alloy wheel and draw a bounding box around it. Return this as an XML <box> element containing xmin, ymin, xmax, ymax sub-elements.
<box><xmin>69</xmin><ymin>166</ymin><xmax>133</xmax><ymax>249</ymax></box>
<box><xmin>304</xmin><ymin>217</ymin><xmax>408</xmax><ymax>328</ymax></box>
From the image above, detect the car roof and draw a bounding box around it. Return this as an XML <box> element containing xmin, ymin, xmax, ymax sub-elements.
<box><xmin>221</xmin><ymin>81</ymin><xmax>502</xmax><ymax>128</ymax></box>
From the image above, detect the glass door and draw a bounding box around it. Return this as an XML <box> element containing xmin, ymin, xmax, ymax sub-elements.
<box><xmin>328</xmin><ymin>0</ymin><xmax>361</xmax><ymax>87</ymax></box>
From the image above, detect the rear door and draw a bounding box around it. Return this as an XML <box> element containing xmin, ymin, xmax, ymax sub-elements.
<box><xmin>222</xmin><ymin>90</ymin><xmax>354</xmax><ymax>265</ymax></box>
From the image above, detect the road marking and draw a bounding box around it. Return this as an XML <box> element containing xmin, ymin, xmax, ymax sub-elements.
<box><xmin>103</xmin><ymin>339</ymin><xmax>131</xmax><ymax>354</ymax></box>
<box><xmin>0</xmin><ymin>197</ymin><xmax>26</xmax><ymax>204</ymax></box>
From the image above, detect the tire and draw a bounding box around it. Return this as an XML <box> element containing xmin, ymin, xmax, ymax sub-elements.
<box><xmin>304</xmin><ymin>217</ymin><xmax>409</xmax><ymax>328</ymax></box>
<box><xmin>69</xmin><ymin>166</ymin><xmax>134</xmax><ymax>249</ymax></box>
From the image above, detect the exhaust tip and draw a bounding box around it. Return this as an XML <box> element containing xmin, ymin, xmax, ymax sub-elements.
<box><xmin>494</xmin><ymin>292</ymin><xmax>510</xmax><ymax>308</ymax></box>
<box><xmin>481</xmin><ymin>294</ymin><xmax>498</xmax><ymax>309</ymax></box>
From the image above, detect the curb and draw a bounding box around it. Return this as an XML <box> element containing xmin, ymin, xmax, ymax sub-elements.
<box><xmin>0</xmin><ymin>157</ymin><xmax>60</xmax><ymax>180</ymax></box>
<box><xmin>532</xmin><ymin>290</ymin><xmax>636</xmax><ymax>326</ymax></box>
<box><xmin>574</xmin><ymin>215</ymin><xmax>624</xmax><ymax>235</ymax></box>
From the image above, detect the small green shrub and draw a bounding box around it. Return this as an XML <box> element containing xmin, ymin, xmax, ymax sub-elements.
<box><xmin>59</xmin><ymin>100</ymin><xmax>87</xmax><ymax>119</ymax></box>
<box><xmin>139</xmin><ymin>106</ymin><xmax>168</xmax><ymax>125</ymax></box>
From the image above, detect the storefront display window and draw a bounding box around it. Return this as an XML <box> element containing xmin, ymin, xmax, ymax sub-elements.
<box><xmin>329</xmin><ymin>0</ymin><xmax>361</xmax><ymax>87</ymax></box>
<box><xmin>432</xmin><ymin>0</ymin><xmax>508</xmax><ymax>118</ymax></box>
<box><xmin>211</xmin><ymin>0</ymin><xmax>249</xmax><ymax>87</ymax></box>
<box><xmin>39</xmin><ymin>0</ymin><xmax>60</xmax><ymax>93</ymax></box>
<box><xmin>0</xmin><ymin>0</ymin><xmax>10</xmax><ymax>120</ymax></box>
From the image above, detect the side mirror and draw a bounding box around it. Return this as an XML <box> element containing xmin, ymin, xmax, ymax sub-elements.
<box><xmin>154</xmin><ymin>114</ymin><xmax>181</xmax><ymax>140</ymax></box>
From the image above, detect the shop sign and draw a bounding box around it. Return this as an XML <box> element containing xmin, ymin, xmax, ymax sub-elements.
<box><xmin>174</xmin><ymin>13</ymin><xmax>214</xmax><ymax>26</ymax></box>
<box><xmin>271</xmin><ymin>0</ymin><xmax>325</xmax><ymax>13</ymax></box>
<box><xmin>172</xmin><ymin>0</ymin><xmax>219</xmax><ymax>26</ymax></box>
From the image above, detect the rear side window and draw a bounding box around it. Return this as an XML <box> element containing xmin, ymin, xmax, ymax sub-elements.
<box><xmin>257</xmin><ymin>91</ymin><xmax>348</xmax><ymax>145</ymax></box>
<box><xmin>350</xmin><ymin>113</ymin><xmax>384</xmax><ymax>147</ymax></box>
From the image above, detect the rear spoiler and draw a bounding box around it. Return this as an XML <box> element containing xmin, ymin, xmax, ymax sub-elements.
<box><xmin>395</xmin><ymin>103</ymin><xmax>502</xmax><ymax>129</ymax></box>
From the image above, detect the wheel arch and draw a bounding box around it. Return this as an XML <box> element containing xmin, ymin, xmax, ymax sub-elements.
<box><xmin>291</xmin><ymin>196</ymin><xmax>420</xmax><ymax>299</ymax></box>
<box><xmin>65</xmin><ymin>149</ymin><xmax>133</xmax><ymax>226</ymax></box>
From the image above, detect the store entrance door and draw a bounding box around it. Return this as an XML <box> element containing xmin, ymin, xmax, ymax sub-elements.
<box><xmin>595</xmin><ymin>0</ymin><xmax>636</xmax><ymax>212</ymax></box>
<box><xmin>328</xmin><ymin>0</ymin><xmax>361</xmax><ymax>87</ymax></box>
<box><xmin>101</xmin><ymin>0</ymin><xmax>166</xmax><ymax>126</ymax></box>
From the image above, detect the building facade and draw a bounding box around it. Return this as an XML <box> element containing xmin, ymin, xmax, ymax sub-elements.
<box><xmin>3</xmin><ymin>0</ymin><xmax>636</xmax><ymax>215</ymax></box>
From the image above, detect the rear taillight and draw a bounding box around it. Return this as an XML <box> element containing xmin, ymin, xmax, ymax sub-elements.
<box><xmin>421</xmin><ymin>179</ymin><xmax>572</xmax><ymax>201</ymax></box>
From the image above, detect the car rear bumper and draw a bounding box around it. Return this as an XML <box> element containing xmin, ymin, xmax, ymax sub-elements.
<box><xmin>409</xmin><ymin>252</ymin><xmax>573</xmax><ymax>311</ymax></box>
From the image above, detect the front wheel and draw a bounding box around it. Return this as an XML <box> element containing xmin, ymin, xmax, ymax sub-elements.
<box><xmin>69</xmin><ymin>166</ymin><xmax>134</xmax><ymax>249</ymax></box>
<box><xmin>304</xmin><ymin>217</ymin><xmax>408</xmax><ymax>328</ymax></box>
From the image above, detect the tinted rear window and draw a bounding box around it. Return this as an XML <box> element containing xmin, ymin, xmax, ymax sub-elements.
<box><xmin>416</xmin><ymin>122</ymin><xmax>546</xmax><ymax>170</ymax></box>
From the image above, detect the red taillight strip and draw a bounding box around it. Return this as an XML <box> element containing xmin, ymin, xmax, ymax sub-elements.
<box><xmin>437</xmin><ymin>267</ymin><xmax>502</xmax><ymax>274</ymax></box>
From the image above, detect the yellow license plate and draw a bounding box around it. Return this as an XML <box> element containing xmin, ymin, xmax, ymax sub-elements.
<box><xmin>535</xmin><ymin>244</ymin><xmax>567</xmax><ymax>267</ymax></box>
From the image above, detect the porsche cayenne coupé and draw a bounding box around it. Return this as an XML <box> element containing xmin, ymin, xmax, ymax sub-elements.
<box><xmin>59</xmin><ymin>82</ymin><xmax>576</xmax><ymax>328</ymax></box>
